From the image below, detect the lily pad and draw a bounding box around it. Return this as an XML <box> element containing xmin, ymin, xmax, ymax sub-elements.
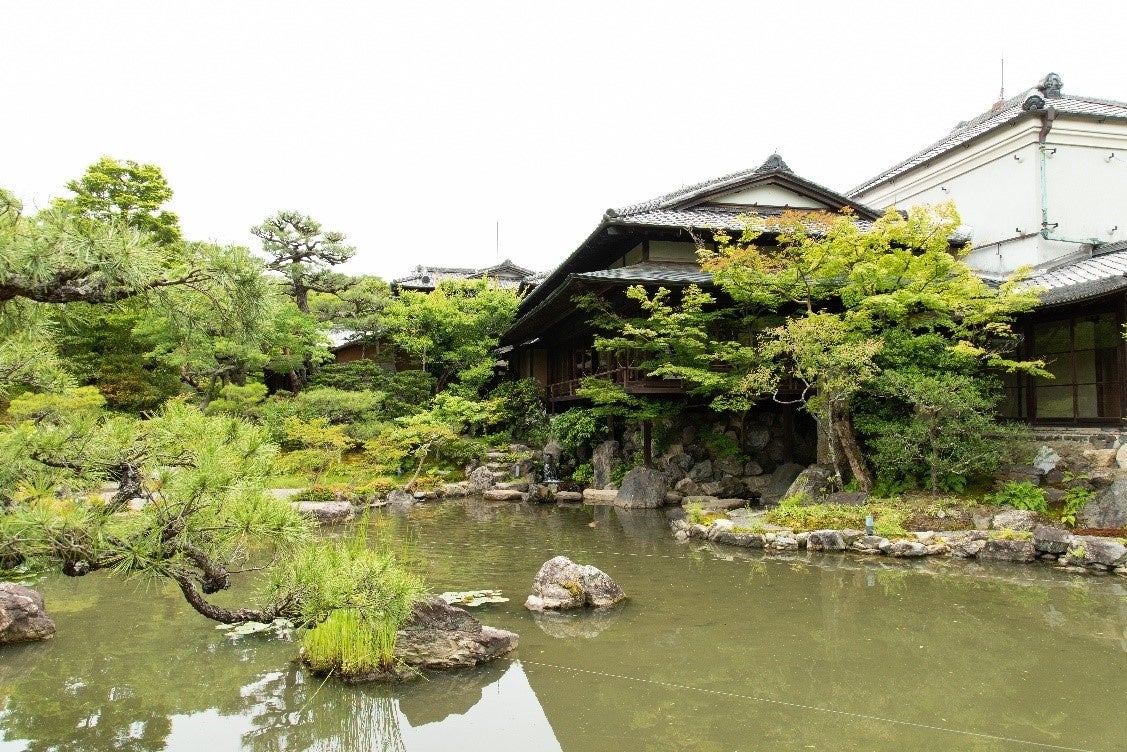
<box><xmin>437</xmin><ymin>590</ymin><xmax>509</xmax><ymax>607</ymax></box>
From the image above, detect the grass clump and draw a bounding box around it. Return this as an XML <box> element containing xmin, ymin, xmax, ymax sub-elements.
<box><xmin>990</xmin><ymin>528</ymin><xmax>1033</xmax><ymax>541</ymax></box>
<box><xmin>270</xmin><ymin>519</ymin><xmax>428</xmax><ymax>677</ymax></box>
<box><xmin>685</xmin><ymin>503</ymin><xmax>728</xmax><ymax>527</ymax></box>
<box><xmin>766</xmin><ymin>501</ymin><xmax>908</xmax><ymax>537</ymax></box>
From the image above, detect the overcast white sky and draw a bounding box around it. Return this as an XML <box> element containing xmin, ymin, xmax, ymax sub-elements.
<box><xmin>2</xmin><ymin>1</ymin><xmax>1124</xmax><ymax>281</ymax></box>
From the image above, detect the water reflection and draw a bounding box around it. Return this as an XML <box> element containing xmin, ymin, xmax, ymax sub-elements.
<box><xmin>2</xmin><ymin>501</ymin><xmax>1125</xmax><ymax>751</ymax></box>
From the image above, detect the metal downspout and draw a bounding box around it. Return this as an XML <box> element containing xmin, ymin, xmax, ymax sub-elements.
<box><xmin>1038</xmin><ymin>106</ymin><xmax>1100</xmax><ymax>246</ymax></box>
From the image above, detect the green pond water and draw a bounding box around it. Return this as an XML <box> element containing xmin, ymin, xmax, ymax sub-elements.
<box><xmin>1</xmin><ymin>500</ymin><xmax>1125</xmax><ymax>752</ymax></box>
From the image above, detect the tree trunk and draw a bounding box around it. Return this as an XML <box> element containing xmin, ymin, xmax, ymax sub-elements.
<box><xmin>172</xmin><ymin>574</ymin><xmax>287</xmax><ymax>624</ymax></box>
<box><xmin>831</xmin><ymin>402</ymin><xmax>872</xmax><ymax>492</ymax></box>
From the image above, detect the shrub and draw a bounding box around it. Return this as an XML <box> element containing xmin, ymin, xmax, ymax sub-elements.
<box><xmin>292</xmin><ymin>387</ymin><xmax>385</xmax><ymax>426</ymax></box>
<box><xmin>308</xmin><ymin>360</ymin><xmax>389</xmax><ymax>392</ymax></box>
<box><xmin>570</xmin><ymin>462</ymin><xmax>593</xmax><ymax>485</ymax></box>
<box><xmin>383</xmin><ymin>371</ymin><xmax>437</xmax><ymax>419</ymax></box>
<box><xmin>1059</xmin><ymin>487</ymin><xmax>1094</xmax><ymax>527</ymax></box>
<box><xmin>986</xmin><ymin>481</ymin><xmax>1047</xmax><ymax>513</ymax></box>
<box><xmin>551</xmin><ymin>408</ymin><xmax>606</xmax><ymax>453</ymax></box>
<box><xmin>766</xmin><ymin>501</ymin><xmax>907</xmax><ymax>537</ymax></box>
<box><xmin>488</xmin><ymin>379</ymin><xmax>549</xmax><ymax>446</ymax></box>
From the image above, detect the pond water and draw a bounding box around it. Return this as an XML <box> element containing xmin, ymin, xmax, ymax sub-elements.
<box><xmin>1</xmin><ymin>500</ymin><xmax>1125</xmax><ymax>752</ymax></box>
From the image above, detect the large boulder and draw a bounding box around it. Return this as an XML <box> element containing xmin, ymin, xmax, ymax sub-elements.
<box><xmin>783</xmin><ymin>464</ymin><xmax>835</xmax><ymax>502</ymax></box>
<box><xmin>293</xmin><ymin>501</ymin><xmax>354</xmax><ymax>524</ymax></box>
<box><xmin>394</xmin><ymin>598</ymin><xmax>518</xmax><ymax>671</ymax></box>
<box><xmin>467</xmin><ymin>466</ymin><xmax>496</xmax><ymax>493</ymax></box>
<box><xmin>978</xmin><ymin>538</ymin><xmax>1037</xmax><ymax>563</ymax></box>
<box><xmin>0</xmin><ymin>584</ymin><xmax>56</xmax><ymax>644</ymax></box>
<box><xmin>760</xmin><ymin>462</ymin><xmax>806</xmax><ymax>506</ymax></box>
<box><xmin>482</xmin><ymin>489</ymin><xmax>525</xmax><ymax>501</ymax></box>
<box><xmin>524</xmin><ymin>556</ymin><xmax>625</xmax><ymax>611</ymax></box>
<box><xmin>1078</xmin><ymin>477</ymin><xmax>1127</xmax><ymax>529</ymax></box>
<box><xmin>887</xmin><ymin>540</ymin><xmax>929</xmax><ymax>558</ymax></box>
<box><xmin>592</xmin><ymin>440</ymin><xmax>621</xmax><ymax>490</ymax></box>
<box><xmin>1033</xmin><ymin>525</ymin><xmax>1072</xmax><ymax>555</ymax></box>
<box><xmin>615</xmin><ymin>467</ymin><xmax>667</xmax><ymax>509</ymax></box>
<box><xmin>806</xmin><ymin>530</ymin><xmax>846</xmax><ymax>552</ymax></box>
<box><xmin>990</xmin><ymin>509</ymin><xmax>1040</xmax><ymax>532</ymax></box>
<box><xmin>1068</xmin><ymin>536</ymin><xmax>1127</xmax><ymax>568</ymax></box>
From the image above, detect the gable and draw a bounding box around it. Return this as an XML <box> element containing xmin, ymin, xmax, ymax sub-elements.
<box><xmin>706</xmin><ymin>182</ymin><xmax>834</xmax><ymax>210</ymax></box>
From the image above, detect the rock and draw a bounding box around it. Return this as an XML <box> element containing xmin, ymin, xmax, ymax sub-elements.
<box><xmin>840</xmin><ymin>529</ymin><xmax>867</xmax><ymax>545</ymax></box>
<box><xmin>293</xmin><ymin>500</ymin><xmax>354</xmax><ymax>523</ymax></box>
<box><xmin>1032</xmin><ymin>446</ymin><xmax>1062</xmax><ymax>474</ymax></box>
<box><xmin>1116</xmin><ymin>443</ymin><xmax>1127</xmax><ymax>470</ymax></box>
<box><xmin>524</xmin><ymin>556</ymin><xmax>625</xmax><ymax>611</ymax></box>
<box><xmin>592</xmin><ymin>440</ymin><xmax>621</xmax><ymax>490</ymax></box>
<box><xmin>1033</xmin><ymin>526</ymin><xmax>1072</xmax><ymax>554</ymax></box>
<box><xmin>615</xmin><ymin>467</ymin><xmax>667</xmax><ymax>509</ymax></box>
<box><xmin>0</xmin><ymin>584</ymin><xmax>56</xmax><ymax>644</ymax></box>
<box><xmin>887</xmin><ymin>541</ymin><xmax>929</xmax><ymax>558</ymax></box>
<box><xmin>1069</xmin><ymin>536</ymin><xmax>1127</xmax><ymax>568</ymax></box>
<box><xmin>1083</xmin><ymin>449</ymin><xmax>1117</xmax><ymax>469</ymax></box>
<box><xmin>711</xmin><ymin>531</ymin><xmax>766</xmax><ymax>548</ymax></box>
<box><xmin>744</xmin><ymin>461</ymin><xmax>764</xmax><ymax>476</ymax></box>
<box><xmin>1078</xmin><ymin>477</ymin><xmax>1127</xmax><ymax>529</ymax></box>
<box><xmin>494</xmin><ymin>480</ymin><xmax>530</xmax><ymax>492</ymax></box>
<box><xmin>663</xmin><ymin>453</ymin><xmax>694</xmax><ymax>483</ymax></box>
<box><xmin>688</xmin><ymin>459</ymin><xmax>713</xmax><ymax>482</ymax></box>
<box><xmin>467</xmin><ymin>466</ymin><xmax>496</xmax><ymax>493</ymax></box>
<box><xmin>978</xmin><ymin>539</ymin><xmax>1037</xmax><ymax>563</ymax></box>
<box><xmin>795</xmin><ymin>532</ymin><xmax>809</xmax><ymax>549</ymax></box>
<box><xmin>994</xmin><ymin>465</ymin><xmax>1042</xmax><ymax>486</ymax></box>
<box><xmin>783</xmin><ymin>464</ymin><xmax>835</xmax><ymax>502</ymax></box>
<box><xmin>1043</xmin><ymin>487</ymin><xmax>1066</xmax><ymax>504</ymax></box>
<box><xmin>760</xmin><ymin>463</ymin><xmax>805</xmax><ymax>506</ymax></box>
<box><xmin>682</xmin><ymin>495</ymin><xmax>720</xmax><ymax>508</ymax></box>
<box><xmin>542</xmin><ymin>441</ymin><xmax>563</xmax><ymax>463</ymax></box>
<box><xmin>852</xmin><ymin>535</ymin><xmax>889</xmax><ymax>553</ymax></box>
<box><xmin>991</xmin><ymin>509</ymin><xmax>1040</xmax><ymax>532</ymax></box>
<box><xmin>951</xmin><ymin>539</ymin><xmax>986</xmax><ymax>558</ymax></box>
<box><xmin>914</xmin><ymin>531</ymin><xmax>936</xmax><ymax>544</ymax></box>
<box><xmin>674</xmin><ymin>477</ymin><xmax>699</xmax><ymax>495</ymax></box>
<box><xmin>713</xmin><ymin>457</ymin><xmax>744</xmax><ymax>477</ymax></box>
<box><xmin>664</xmin><ymin>492</ymin><xmax>683</xmax><ymax>506</ymax></box>
<box><xmin>770</xmin><ymin>533</ymin><xmax>799</xmax><ymax>551</ymax></box>
<box><xmin>706</xmin><ymin>519</ymin><xmax>735</xmax><ymax>540</ymax></box>
<box><xmin>482</xmin><ymin>489</ymin><xmax>525</xmax><ymax>501</ymax></box>
<box><xmin>806</xmin><ymin>530</ymin><xmax>846</xmax><ymax>551</ymax></box>
<box><xmin>441</xmin><ymin>482</ymin><xmax>470</xmax><ymax>498</ymax></box>
<box><xmin>555</xmin><ymin>491</ymin><xmax>584</xmax><ymax>503</ymax></box>
<box><xmin>826</xmin><ymin>491</ymin><xmax>870</xmax><ymax>506</ymax></box>
<box><xmin>393</xmin><ymin>597</ymin><xmax>518</xmax><ymax>671</ymax></box>
<box><xmin>386</xmin><ymin>489</ymin><xmax>415</xmax><ymax>508</ymax></box>
<box><xmin>582</xmin><ymin>489</ymin><xmax>618</xmax><ymax>505</ymax></box>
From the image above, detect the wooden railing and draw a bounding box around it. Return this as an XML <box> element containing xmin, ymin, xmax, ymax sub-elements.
<box><xmin>547</xmin><ymin>367</ymin><xmax>685</xmax><ymax>400</ymax></box>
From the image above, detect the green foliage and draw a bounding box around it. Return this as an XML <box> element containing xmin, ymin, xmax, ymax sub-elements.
<box><xmin>986</xmin><ymin>481</ymin><xmax>1048</xmax><ymax>513</ymax></box>
<box><xmin>308</xmin><ymin>359</ymin><xmax>389</xmax><ymax>392</ymax></box>
<box><xmin>701</xmin><ymin>428</ymin><xmax>742</xmax><ymax>459</ymax></box>
<box><xmin>487</xmin><ymin>378</ymin><xmax>549</xmax><ymax>446</ymax></box>
<box><xmin>609</xmin><ymin>462</ymin><xmax>632</xmax><ymax>487</ymax></box>
<box><xmin>271</xmin><ymin>523</ymin><xmax>427</xmax><ymax>671</ymax></box>
<box><xmin>291</xmin><ymin>387</ymin><xmax>385</xmax><ymax>426</ymax></box>
<box><xmin>383</xmin><ymin>370</ymin><xmax>437</xmax><ymax>418</ymax></box>
<box><xmin>990</xmin><ymin>528</ymin><xmax>1033</xmax><ymax>541</ymax></box>
<box><xmin>54</xmin><ymin>156</ymin><xmax>181</xmax><ymax>245</ymax></box>
<box><xmin>251</xmin><ymin>211</ymin><xmax>356</xmax><ymax>313</ymax></box>
<box><xmin>382</xmin><ymin>279</ymin><xmax>519</xmax><ymax>393</ymax></box>
<box><xmin>276</xmin><ymin>417</ymin><xmax>354</xmax><ymax>479</ymax></box>
<box><xmin>570</xmin><ymin>462</ymin><xmax>594</xmax><ymax>485</ymax></box>
<box><xmin>551</xmin><ymin>408</ymin><xmax>606</xmax><ymax>453</ymax></box>
<box><xmin>205</xmin><ymin>382</ymin><xmax>269</xmax><ymax>419</ymax></box>
<box><xmin>1059</xmin><ymin>487</ymin><xmax>1094</xmax><ymax>527</ymax></box>
<box><xmin>302</xmin><ymin>608</ymin><xmax>386</xmax><ymax>677</ymax></box>
<box><xmin>766</xmin><ymin>501</ymin><xmax>908</xmax><ymax>537</ymax></box>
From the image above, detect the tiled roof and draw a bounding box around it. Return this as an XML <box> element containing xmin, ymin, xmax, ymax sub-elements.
<box><xmin>612</xmin><ymin>154</ymin><xmax>879</xmax><ymax>220</ymax></box>
<box><xmin>849</xmin><ymin>75</ymin><xmax>1127</xmax><ymax>197</ymax></box>
<box><xmin>574</xmin><ymin>262</ymin><xmax>713</xmax><ymax>286</ymax></box>
<box><xmin>1026</xmin><ymin>247</ymin><xmax>1127</xmax><ymax>305</ymax></box>
<box><xmin>615</xmin><ymin>206</ymin><xmax>875</xmax><ymax>233</ymax></box>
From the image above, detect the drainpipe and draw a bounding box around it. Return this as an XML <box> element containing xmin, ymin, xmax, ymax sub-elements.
<box><xmin>1038</xmin><ymin>106</ymin><xmax>1100</xmax><ymax>246</ymax></box>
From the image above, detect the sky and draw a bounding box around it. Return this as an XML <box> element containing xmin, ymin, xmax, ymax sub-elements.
<box><xmin>2</xmin><ymin>1</ymin><xmax>1125</xmax><ymax>282</ymax></box>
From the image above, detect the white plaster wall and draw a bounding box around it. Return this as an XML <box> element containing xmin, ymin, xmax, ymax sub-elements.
<box><xmin>710</xmin><ymin>184</ymin><xmax>827</xmax><ymax>209</ymax></box>
<box><xmin>855</xmin><ymin>116</ymin><xmax>1127</xmax><ymax>275</ymax></box>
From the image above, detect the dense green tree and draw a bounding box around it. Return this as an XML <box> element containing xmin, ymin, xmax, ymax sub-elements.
<box><xmin>54</xmin><ymin>156</ymin><xmax>182</xmax><ymax>245</ymax></box>
<box><xmin>700</xmin><ymin>203</ymin><xmax>1042</xmax><ymax>490</ymax></box>
<box><xmin>382</xmin><ymin>279</ymin><xmax>519</xmax><ymax>394</ymax></box>
<box><xmin>251</xmin><ymin>211</ymin><xmax>355</xmax><ymax>314</ymax></box>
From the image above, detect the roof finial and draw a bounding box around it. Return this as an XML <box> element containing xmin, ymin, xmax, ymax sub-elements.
<box><xmin>1038</xmin><ymin>72</ymin><xmax>1063</xmax><ymax>98</ymax></box>
<box><xmin>755</xmin><ymin>153</ymin><xmax>792</xmax><ymax>174</ymax></box>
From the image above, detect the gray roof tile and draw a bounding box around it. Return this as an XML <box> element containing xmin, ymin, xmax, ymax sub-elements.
<box><xmin>574</xmin><ymin>262</ymin><xmax>714</xmax><ymax>286</ymax></box>
<box><xmin>1026</xmin><ymin>249</ymin><xmax>1127</xmax><ymax>305</ymax></box>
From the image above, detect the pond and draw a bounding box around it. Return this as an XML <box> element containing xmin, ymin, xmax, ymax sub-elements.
<box><xmin>1</xmin><ymin>500</ymin><xmax>1124</xmax><ymax>751</ymax></box>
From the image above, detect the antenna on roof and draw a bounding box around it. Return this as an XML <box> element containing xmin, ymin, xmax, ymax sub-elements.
<box><xmin>991</xmin><ymin>55</ymin><xmax>1006</xmax><ymax>112</ymax></box>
